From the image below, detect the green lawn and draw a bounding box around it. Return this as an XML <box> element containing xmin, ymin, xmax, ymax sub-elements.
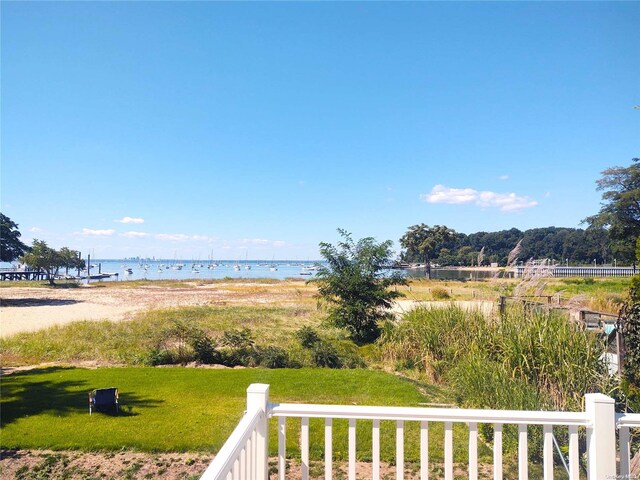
<box><xmin>1</xmin><ymin>367</ymin><xmax>487</xmax><ymax>463</ymax></box>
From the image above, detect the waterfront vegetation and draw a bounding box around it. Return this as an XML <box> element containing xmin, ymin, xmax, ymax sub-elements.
<box><xmin>380</xmin><ymin>305</ymin><xmax>609</xmax><ymax>412</ymax></box>
<box><xmin>0</xmin><ymin>276</ymin><xmax>626</xmax><ymax>366</ymax></box>
<box><xmin>0</xmin><ymin>275</ymin><xmax>628</xmax><ymax>477</ymax></box>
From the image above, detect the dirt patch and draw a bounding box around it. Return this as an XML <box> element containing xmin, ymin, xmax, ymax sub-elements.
<box><xmin>0</xmin><ymin>451</ymin><xmax>495</xmax><ymax>480</ymax></box>
<box><xmin>0</xmin><ymin>450</ymin><xmax>211</xmax><ymax>480</ymax></box>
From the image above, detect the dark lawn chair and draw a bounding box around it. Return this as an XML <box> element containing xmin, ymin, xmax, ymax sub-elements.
<box><xmin>89</xmin><ymin>387</ymin><xmax>119</xmax><ymax>415</ymax></box>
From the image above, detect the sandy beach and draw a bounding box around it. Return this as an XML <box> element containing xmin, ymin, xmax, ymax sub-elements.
<box><xmin>0</xmin><ymin>282</ymin><xmax>497</xmax><ymax>338</ymax></box>
<box><xmin>0</xmin><ymin>282</ymin><xmax>307</xmax><ymax>338</ymax></box>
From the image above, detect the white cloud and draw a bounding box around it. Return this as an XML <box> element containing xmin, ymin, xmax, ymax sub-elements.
<box><xmin>421</xmin><ymin>185</ymin><xmax>478</xmax><ymax>204</ymax></box>
<box><xmin>421</xmin><ymin>184</ymin><xmax>538</xmax><ymax>212</ymax></box>
<box><xmin>499</xmin><ymin>175</ymin><xmax>509</xmax><ymax>181</ymax></box>
<box><xmin>191</xmin><ymin>235</ymin><xmax>213</xmax><ymax>242</ymax></box>
<box><xmin>155</xmin><ymin>233</ymin><xmax>191</xmax><ymax>242</ymax></box>
<box><xmin>29</xmin><ymin>227</ymin><xmax>43</xmax><ymax>233</ymax></box>
<box><xmin>121</xmin><ymin>231</ymin><xmax>148</xmax><ymax>238</ymax></box>
<box><xmin>116</xmin><ymin>217</ymin><xmax>145</xmax><ymax>224</ymax></box>
<box><xmin>240</xmin><ymin>238</ymin><xmax>270</xmax><ymax>246</ymax></box>
<box><xmin>155</xmin><ymin>233</ymin><xmax>215</xmax><ymax>242</ymax></box>
<box><xmin>81</xmin><ymin>228</ymin><xmax>115</xmax><ymax>236</ymax></box>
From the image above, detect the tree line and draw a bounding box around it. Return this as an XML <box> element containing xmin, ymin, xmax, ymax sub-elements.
<box><xmin>399</xmin><ymin>224</ymin><xmax>628</xmax><ymax>267</ymax></box>
<box><xmin>400</xmin><ymin>157</ymin><xmax>640</xmax><ymax>267</ymax></box>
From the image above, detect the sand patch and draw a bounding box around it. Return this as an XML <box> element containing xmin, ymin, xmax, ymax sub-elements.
<box><xmin>0</xmin><ymin>282</ymin><xmax>313</xmax><ymax>338</ymax></box>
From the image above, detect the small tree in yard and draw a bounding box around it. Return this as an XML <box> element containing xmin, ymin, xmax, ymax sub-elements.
<box><xmin>312</xmin><ymin>229</ymin><xmax>407</xmax><ymax>344</ymax></box>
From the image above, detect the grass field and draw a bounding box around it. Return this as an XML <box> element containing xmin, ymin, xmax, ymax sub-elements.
<box><xmin>1</xmin><ymin>367</ymin><xmax>484</xmax><ymax>463</ymax></box>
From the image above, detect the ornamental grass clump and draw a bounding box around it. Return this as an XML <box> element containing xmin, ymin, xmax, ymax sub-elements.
<box><xmin>381</xmin><ymin>304</ymin><xmax>609</xmax><ymax>412</ymax></box>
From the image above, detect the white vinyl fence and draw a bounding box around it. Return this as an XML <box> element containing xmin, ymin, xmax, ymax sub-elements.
<box><xmin>202</xmin><ymin>384</ymin><xmax>639</xmax><ymax>480</ymax></box>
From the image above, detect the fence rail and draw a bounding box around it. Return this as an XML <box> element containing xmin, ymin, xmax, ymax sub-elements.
<box><xmin>514</xmin><ymin>266</ymin><xmax>636</xmax><ymax>277</ymax></box>
<box><xmin>201</xmin><ymin>385</ymin><xmax>639</xmax><ymax>480</ymax></box>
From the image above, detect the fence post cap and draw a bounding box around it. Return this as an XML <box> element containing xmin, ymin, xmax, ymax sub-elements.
<box><xmin>584</xmin><ymin>393</ymin><xmax>615</xmax><ymax>404</ymax></box>
<box><xmin>247</xmin><ymin>383</ymin><xmax>270</xmax><ymax>394</ymax></box>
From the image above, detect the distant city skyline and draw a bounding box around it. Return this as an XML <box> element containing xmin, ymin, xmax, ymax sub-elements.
<box><xmin>2</xmin><ymin>2</ymin><xmax>638</xmax><ymax>259</ymax></box>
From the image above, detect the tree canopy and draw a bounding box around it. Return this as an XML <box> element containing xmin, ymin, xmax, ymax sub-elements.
<box><xmin>20</xmin><ymin>240</ymin><xmax>84</xmax><ymax>285</ymax></box>
<box><xmin>398</xmin><ymin>225</ymin><xmax>635</xmax><ymax>267</ymax></box>
<box><xmin>1</xmin><ymin>213</ymin><xmax>29</xmax><ymax>262</ymax></box>
<box><xmin>399</xmin><ymin>224</ymin><xmax>457</xmax><ymax>277</ymax></box>
<box><xmin>312</xmin><ymin>229</ymin><xmax>406</xmax><ymax>344</ymax></box>
<box><xmin>584</xmin><ymin>157</ymin><xmax>640</xmax><ymax>258</ymax></box>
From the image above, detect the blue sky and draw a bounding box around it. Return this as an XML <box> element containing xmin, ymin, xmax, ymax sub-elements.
<box><xmin>2</xmin><ymin>2</ymin><xmax>638</xmax><ymax>260</ymax></box>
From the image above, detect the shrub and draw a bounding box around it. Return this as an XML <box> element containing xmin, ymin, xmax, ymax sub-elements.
<box><xmin>221</xmin><ymin>328</ymin><xmax>254</xmax><ymax>350</ymax></box>
<box><xmin>218</xmin><ymin>328</ymin><xmax>259</xmax><ymax>367</ymax></box>
<box><xmin>257</xmin><ymin>346</ymin><xmax>295</xmax><ymax>369</ymax></box>
<box><xmin>312</xmin><ymin>341</ymin><xmax>343</xmax><ymax>368</ymax></box>
<box><xmin>311</xmin><ymin>229</ymin><xmax>407</xmax><ymax>344</ymax></box>
<box><xmin>431</xmin><ymin>287</ymin><xmax>451</xmax><ymax>300</ymax></box>
<box><xmin>145</xmin><ymin>347</ymin><xmax>177</xmax><ymax>366</ymax></box>
<box><xmin>189</xmin><ymin>332</ymin><xmax>220</xmax><ymax>364</ymax></box>
<box><xmin>296</xmin><ymin>326</ymin><xmax>321</xmax><ymax>348</ymax></box>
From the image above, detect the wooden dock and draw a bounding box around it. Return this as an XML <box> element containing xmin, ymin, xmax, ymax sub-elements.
<box><xmin>0</xmin><ymin>270</ymin><xmax>49</xmax><ymax>281</ymax></box>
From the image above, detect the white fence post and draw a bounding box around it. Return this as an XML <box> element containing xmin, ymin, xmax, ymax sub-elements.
<box><xmin>585</xmin><ymin>393</ymin><xmax>616</xmax><ymax>480</ymax></box>
<box><xmin>247</xmin><ymin>384</ymin><xmax>270</xmax><ymax>480</ymax></box>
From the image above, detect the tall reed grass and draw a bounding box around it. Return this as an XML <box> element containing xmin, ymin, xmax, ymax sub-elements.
<box><xmin>380</xmin><ymin>304</ymin><xmax>610</xmax><ymax>412</ymax></box>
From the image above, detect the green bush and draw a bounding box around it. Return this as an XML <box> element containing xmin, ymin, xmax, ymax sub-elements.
<box><xmin>146</xmin><ymin>347</ymin><xmax>177</xmax><ymax>366</ymax></box>
<box><xmin>312</xmin><ymin>341</ymin><xmax>343</xmax><ymax>368</ymax></box>
<box><xmin>431</xmin><ymin>287</ymin><xmax>451</xmax><ymax>300</ymax></box>
<box><xmin>257</xmin><ymin>346</ymin><xmax>296</xmax><ymax>369</ymax></box>
<box><xmin>189</xmin><ymin>332</ymin><xmax>220</xmax><ymax>364</ymax></box>
<box><xmin>296</xmin><ymin>326</ymin><xmax>321</xmax><ymax>348</ymax></box>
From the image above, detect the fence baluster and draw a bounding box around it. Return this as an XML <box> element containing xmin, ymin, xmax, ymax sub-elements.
<box><xmin>543</xmin><ymin>425</ymin><xmax>553</xmax><ymax>480</ymax></box>
<box><xmin>349</xmin><ymin>418</ymin><xmax>356</xmax><ymax>480</ymax></box>
<box><xmin>373</xmin><ymin>419</ymin><xmax>381</xmax><ymax>480</ymax></box>
<box><xmin>278</xmin><ymin>417</ymin><xmax>286</xmax><ymax>480</ymax></box>
<box><xmin>301</xmin><ymin>417</ymin><xmax>309</xmax><ymax>480</ymax></box>
<box><xmin>518</xmin><ymin>424</ymin><xmax>528</xmax><ymax>480</ymax></box>
<box><xmin>420</xmin><ymin>421</ymin><xmax>429</xmax><ymax>480</ymax></box>
<box><xmin>468</xmin><ymin>422</ymin><xmax>477</xmax><ymax>480</ymax></box>
<box><xmin>444</xmin><ymin>421</ymin><xmax>453</xmax><ymax>480</ymax></box>
<box><xmin>325</xmin><ymin>418</ymin><xmax>333</xmax><ymax>480</ymax></box>
<box><xmin>568</xmin><ymin>425</ymin><xmax>579</xmax><ymax>480</ymax></box>
<box><xmin>493</xmin><ymin>423</ymin><xmax>502</xmax><ymax>480</ymax></box>
<box><xmin>397</xmin><ymin>420</ymin><xmax>405</xmax><ymax>480</ymax></box>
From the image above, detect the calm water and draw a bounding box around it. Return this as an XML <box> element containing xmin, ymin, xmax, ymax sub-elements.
<box><xmin>78</xmin><ymin>260</ymin><xmax>321</xmax><ymax>282</ymax></box>
<box><xmin>2</xmin><ymin>259</ymin><xmax>500</xmax><ymax>282</ymax></box>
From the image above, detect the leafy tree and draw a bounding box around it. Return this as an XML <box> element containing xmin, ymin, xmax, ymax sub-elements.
<box><xmin>400</xmin><ymin>224</ymin><xmax>457</xmax><ymax>278</ymax></box>
<box><xmin>312</xmin><ymin>229</ymin><xmax>407</xmax><ymax>344</ymax></box>
<box><xmin>0</xmin><ymin>213</ymin><xmax>29</xmax><ymax>262</ymax></box>
<box><xmin>20</xmin><ymin>240</ymin><xmax>79</xmax><ymax>286</ymax></box>
<box><xmin>58</xmin><ymin>247</ymin><xmax>86</xmax><ymax>275</ymax></box>
<box><xmin>584</xmin><ymin>158</ymin><xmax>640</xmax><ymax>261</ymax></box>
